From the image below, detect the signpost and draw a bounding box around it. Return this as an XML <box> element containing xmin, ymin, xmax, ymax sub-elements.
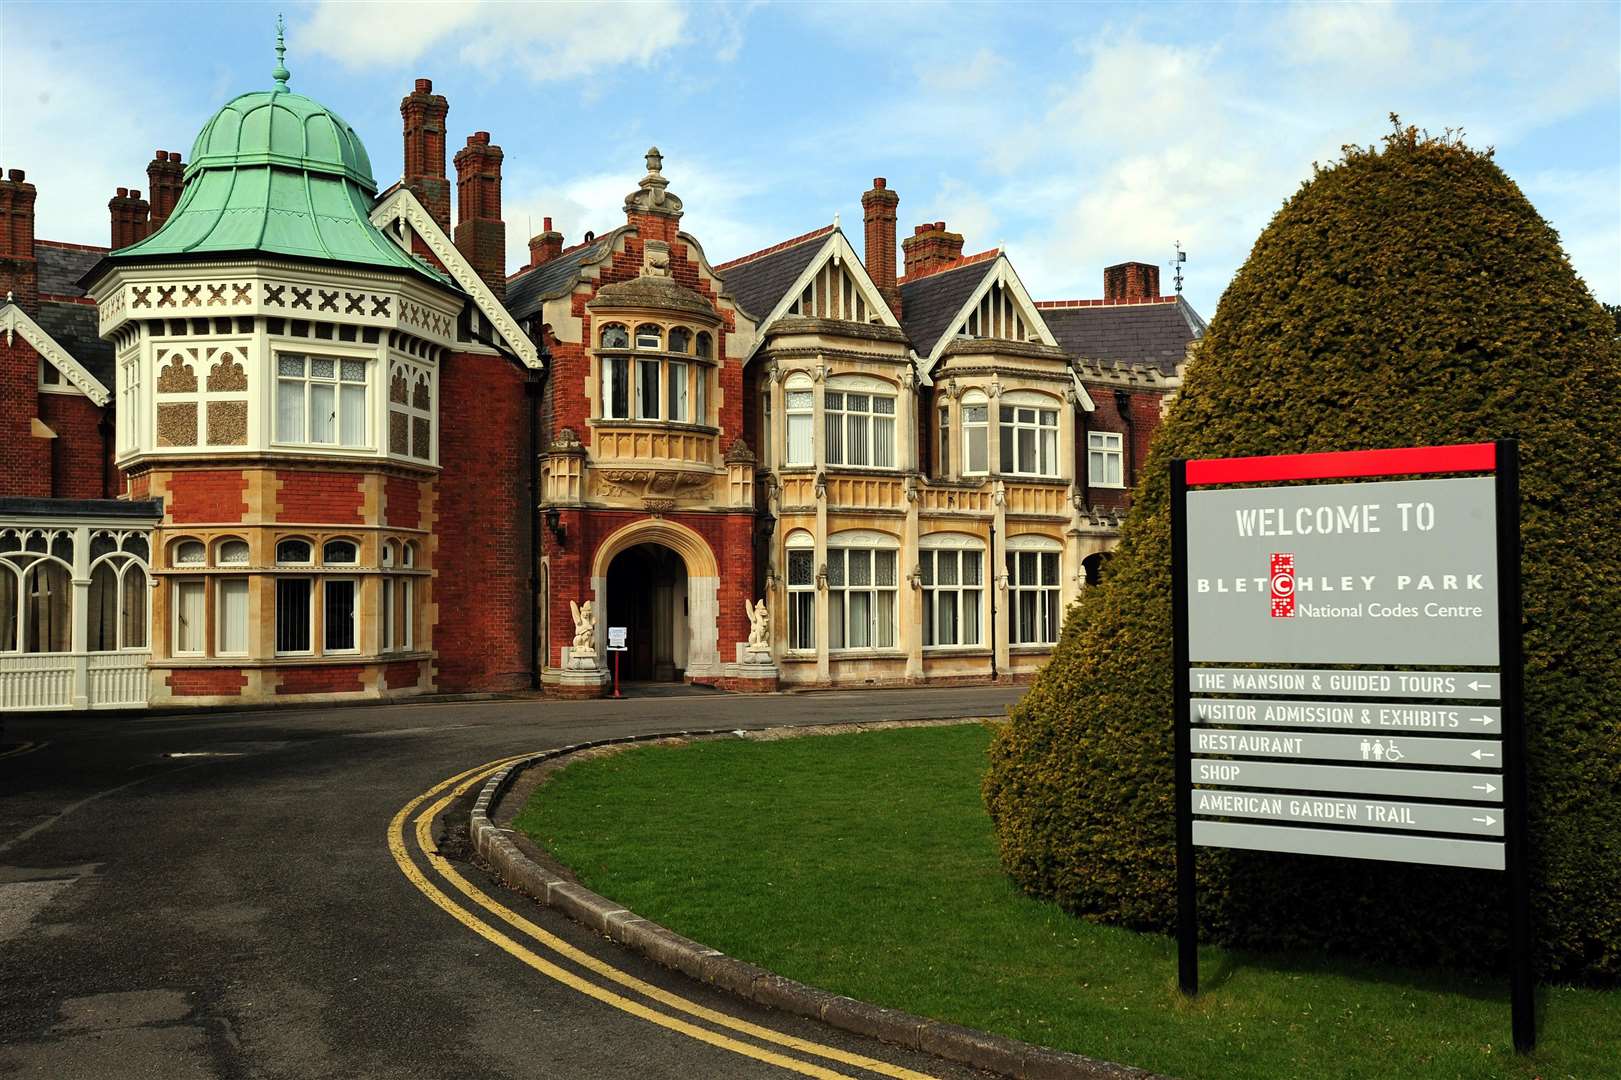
<box><xmin>607</xmin><ymin>626</ymin><xmax>628</xmax><ymax>699</ymax></box>
<box><xmin>1171</xmin><ymin>441</ymin><xmax>1532</xmax><ymax>1051</ymax></box>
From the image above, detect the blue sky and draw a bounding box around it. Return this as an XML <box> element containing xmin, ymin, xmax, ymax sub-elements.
<box><xmin>3</xmin><ymin>1</ymin><xmax>1616</xmax><ymax>317</ymax></box>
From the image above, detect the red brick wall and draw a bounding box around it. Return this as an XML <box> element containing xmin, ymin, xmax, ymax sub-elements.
<box><xmin>384</xmin><ymin>475</ymin><xmax>421</xmax><ymax>529</ymax></box>
<box><xmin>0</xmin><ymin>338</ymin><xmax>50</xmax><ymax>496</ymax></box>
<box><xmin>38</xmin><ymin>392</ymin><xmax>109</xmax><ymax>498</ymax></box>
<box><xmin>276</xmin><ymin>470</ymin><xmax>364</xmax><ymax>523</ymax></box>
<box><xmin>277</xmin><ymin>665</ymin><xmax>364</xmax><ymax>695</ymax></box>
<box><xmin>435</xmin><ymin>350</ymin><xmax>531</xmax><ymax>692</ymax></box>
<box><xmin>167</xmin><ymin>469</ymin><xmax>248</xmax><ymax>523</ymax></box>
<box><xmin>1077</xmin><ymin>384</ymin><xmax>1167</xmax><ymax>511</ymax></box>
<box><xmin>384</xmin><ymin>659</ymin><xmax>423</xmax><ymax>689</ymax></box>
<box><xmin>167</xmin><ymin>669</ymin><xmax>247</xmax><ymax>696</ymax></box>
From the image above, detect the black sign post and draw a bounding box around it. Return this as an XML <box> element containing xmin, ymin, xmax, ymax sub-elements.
<box><xmin>1170</xmin><ymin>440</ymin><xmax>1532</xmax><ymax>1051</ymax></box>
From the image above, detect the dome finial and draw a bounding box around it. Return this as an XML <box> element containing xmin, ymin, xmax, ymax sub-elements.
<box><xmin>272</xmin><ymin>14</ymin><xmax>291</xmax><ymax>87</ymax></box>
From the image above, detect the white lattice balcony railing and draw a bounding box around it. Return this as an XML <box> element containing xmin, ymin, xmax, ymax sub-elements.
<box><xmin>88</xmin><ymin>652</ymin><xmax>152</xmax><ymax>708</ymax></box>
<box><xmin>0</xmin><ymin>654</ymin><xmax>75</xmax><ymax>711</ymax></box>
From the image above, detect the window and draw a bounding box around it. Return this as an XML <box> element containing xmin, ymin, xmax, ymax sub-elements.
<box><xmin>962</xmin><ymin>400</ymin><xmax>989</xmax><ymax>474</ymax></box>
<box><xmin>217</xmin><ymin>578</ymin><xmax>248</xmax><ymax>655</ymax></box>
<box><xmin>275</xmin><ymin>540</ymin><xmax>313</xmax><ymax>654</ymax></box>
<box><xmin>20</xmin><ymin>561</ymin><xmax>72</xmax><ymax>653</ymax></box>
<box><xmin>276</xmin><ymin>539</ymin><xmax>313</xmax><ymax>564</ymax></box>
<box><xmin>602</xmin><ymin>355</ymin><xmax>630</xmax><ymax>419</ymax></box>
<box><xmin>173</xmin><ymin>540</ymin><xmax>205</xmax><ymax>566</ymax></box>
<box><xmin>999</xmin><ymin>405</ymin><xmax>1059</xmax><ymax>477</ymax></box>
<box><xmin>173</xmin><ymin>578</ymin><xmax>206</xmax><ymax>655</ymax></box>
<box><xmin>785</xmin><ymin>387</ymin><xmax>813</xmax><ymax>466</ymax></box>
<box><xmin>1088</xmin><ymin>431</ymin><xmax>1124</xmax><ymax>487</ymax></box>
<box><xmin>324</xmin><ymin>578</ymin><xmax>357</xmax><ymax>652</ymax></box>
<box><xmin>1008</xmin><ymin>547</ymin><xmax>1061</xmax><ymax>645</ymax></box>
<box><xmin>827</xmin><ymin>544</ymin><xmax>897</xmax><ymax>650</ymax></box>
<box><xmin>759</xmin><ymin>390</ymin><xmax>772</xmax><ymax>468</ymax></box>
<box><xmin>276</xmin><ymin>355</ymin><xmax>368</xmax><ymax>447</ymax></box>
<box><xmin>937</xmin><ymin>405</ymin><xmax>950</xmax><ymax>476</ymax></box>
<box><xmin>668</xmin><ymin>360</ymin><xmax>689</xmax><ymax>421</ymax></box>
<box><xmin>388</xmin><ymin>360</ymin><xmax>434</xmax><ymax>461</ymax></box>
<box><xmin>695</xmin><ymin>332</ymin><xmax>712</xmax><ymax>359</ymax></box>
<box><xmin>668</xmin><ymin>327</ymin><xmax>691</xmax><ymax>353</ymax></box>
<box><xmin>824</xmin><ymin>389</ymin><xmax>895</xmax><ymax>468</ymax></box>
<box><xmin>599</xmin><ymin>323</ymin><xmax>708</xmax><ymax>424</ymax></box>
<box><xmin>217</xmin><ymin>539</ymin><xmax>250</xmax><ymax>565</ymax></box>
<box><xmin>786</xmin><ymin>543</ymin><xmax>816</xmax><ymax>651</ymax></box>
<box><xmin>637</xmin><ymin>357</ymin><xmax>661</xmax><ymax>419</ymax></box>
<box><xmin>600</xmin><ymin>323</ymin><xmax>629</xmax><ymax>350</ymax></box>
<box><xmin>694</xmin><ymin>366</ymin><xmax>707</xmax><ymax>425</ymax></box>
<box><xmin>323</xmin><ymin>539</ymin><xmax>358</xmax><ymax>565</ymax></box>
<box><xmin>921</xmin><ymin>546</ymin><xmax>983</xmax><ymax>648</ymax></box>
<box><xmin>635</xmin><ymin>323</ymin><xmax>662</xmax><ymax>350</ymax></box>
<box><xmin>381</xmin><ymin>541</ymin><xmax>415</xmax><ymax>652</ymax></box>
<box><xmin>88</xmin><ymin>556</ymin><xmax>148</xmax><ymax>651</ymax></box>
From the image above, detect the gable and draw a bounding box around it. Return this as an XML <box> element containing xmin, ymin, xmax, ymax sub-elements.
<box><xmin>774</xmin><ymin>231</ymin><xmax>900</xmax><ymax>330</ymax></box>
<box><xmin>370</xmin><ymin>187</ymin><xmax>540</xmax><ymax>368</ymax></box>
<box><xmin>910</xmin><ymin>256</ymin><xmax>1058</xmax><ymax>377</ymax></box>
<box><xmin>1</xmin><ymin>303</ymin><xmax>111</xmax><ymax>406</ymax></box>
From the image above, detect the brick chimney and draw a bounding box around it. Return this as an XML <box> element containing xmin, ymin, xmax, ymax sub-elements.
<box><xmin>453</xmin><ymin>131</ymin><xmax>505</xmax><ymax>299</ymax></box>
<box><xmin>146</xmin><ymin>150</ymin><xmax>184</xmax><ymax>231</ymax></box>
<box><xmin>0</xmin><ymin>168</ymin><xmax>39</xmax><ymax>312</ymax></box>
<box><xmin>901</xmin><ymin>221</ymin><xmax>964</xmax><ymax>280</ymax></box>
<box><xmin>527</xmin><ymin>216</ymin><xmax>563</xmax><ymax>269</ymax></box>
<box><xmin>401</xmin><ymin>78</ymin><xmax>451</xmax><ymax>234</ymax></box>
<box><xmin>861</xmin><ymin>178</ymin><xmax>901</xmax><ymax>319</ymax></box>
<box><xmin>1104</xmin><ymin>261</ymin><xmax>1160</xmax><ymax>303</ymax></box>
<box><xmin>108</xmin><ymin>187</ymin><xmax>152</xmax><ymax>250</ymax></box>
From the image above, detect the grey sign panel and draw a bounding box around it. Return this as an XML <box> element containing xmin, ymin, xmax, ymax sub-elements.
<box><xmin>1193</xmin><ymin>698</ymin><xmax>1500</xmax><ymax>732</ymax></box>
<box><xmin>1186</xmin><ymin>477</ymin><xmax>1499</xmax><ymax>664</ymax></box>
<box><xmin>1193</xmin><ymin>820</ymin><xmax>1505</xmax><ymax>870</ymax></box>
<box><xmin>1190</xmin><ymin>668</ymin><xmax>1499</xmax><ymax>700</ymax></box>
<box><xmin>1192</xmin><ymin>758</ymin><xmax>1503</xmax><ymax>802</ymax></box>
<box><xmin>1192</xmin><ymin>728</ymin><xmax>1500</xmax><ymax>767</ymax></box>
<box><xmin>1192</xmin><ymin>788</ymin><xmax>1505</xmax><ymax>836</ymax></box>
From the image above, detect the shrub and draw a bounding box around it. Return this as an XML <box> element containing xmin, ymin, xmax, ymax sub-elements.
<box><xmin>983</xmin><ymin>121</ymin><xmax>1621</xmax><ymax>982</ymax></box>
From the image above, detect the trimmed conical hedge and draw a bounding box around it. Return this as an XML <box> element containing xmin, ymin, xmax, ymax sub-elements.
<box><xmin>984</xmin><ymin>122</ymin><xmax>1621</xmax><ymax>983</ymax></box>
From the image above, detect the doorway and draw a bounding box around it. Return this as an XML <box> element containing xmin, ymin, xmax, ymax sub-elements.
<box><xmin>604</xmin><ymin>542</ymin><xmax>688</xmax><ymax>681</ymax></box>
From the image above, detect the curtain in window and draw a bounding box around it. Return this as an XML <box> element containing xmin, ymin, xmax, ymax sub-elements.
<box><xmin>174</xmin><ymin>579</ymin><xmax>205</xmax><ymax>654</ymax></box>
<box><xmin>964</xmin><ymin>406</ymin><xmax>988</xmax><ymax>473</ymax></box>
<box><xmin>786</xmin><ymin>391</ymin><xmax>813</xmax><ymax>465</ymax></box>
<box><xmin>823</xmin><ymin>392</ymin><xmax>844</xmax><ymax>464</ymax></box>
<box><xmin>787</xmin><ymin>549</ymin><xmax>815</xmax><ymax>650</ymax></box>
<box><xmin>276</xmin><ymin>361</ymin><xmax>304</xmax><ymax>442</ymax></box>
<box><xmin>217</xmin><ymin>578</ymin><xmax>247</xmax><ymax>654</ymax></box>
<box><xmin>603</xmin><ymin>357</ymin><xmax>628</xmax><ymax>419</ymax></box>
<box><xmin>23</xmin><ymin>562</ymin><xmax>71</xmax><ymax>653</ymax></box>
<box><xmin>89</xmin><ymin>562</ymin><xmax>118</xmax><ymax>651</ymax></box>
<box><xmin>0</xmin><ymin>567</ymin><xmax>16</xmax><ymax>651</ymax></box>
<box><xmin>310</xmin><ymin>382</ymin><xmax>336</xmax><ymax>443</ymax></box>
<box><xmin>872</xmin><ymin>396</ymin><xmax>896</xmax><ymax>468</ymax></box>
<box><xmin>340</xmin><ymin>384</ymin><xmax>367</xmax><ymax>446</ymax></box>
<box><xmin>668</xmin><ymin>361</ymin><xmax>689</xmax><ymax>421</ymax></box>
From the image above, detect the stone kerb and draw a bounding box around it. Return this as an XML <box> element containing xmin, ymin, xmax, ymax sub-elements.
<box><xmin>469</xmin><ymin>726</ymin><xmax>1158</xmax><ymax>1080</ymax></box>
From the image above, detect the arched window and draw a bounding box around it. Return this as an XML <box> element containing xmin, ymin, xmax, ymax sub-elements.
<box><xmin>784</xmin><ymin>530</ymin><xmax>816</xmax><ymax>652</ymax></box>
<box><xmin>173</xmin><ymin>539</ymin><xmax>206</xmax><ymax>566</ymax></box>
<box><xmin>920</xmin><ymin>534</ymin><xmax>984</xmax><ymax>649</ymax></box>
<box><xmin>276</xmin><ymin>539</ymin><xmax>313</xmax><ymax>564</ymax></box>
<box><xmin>24</xmin><ymin>560</ymin><xmax>72</xmax><ymax>653</ymax></box>
<box><xmin>0</xmin><ymin>561</ymin><xmax>16</xmax><ymax>652</ymax></box>
<box><xmin>323</xmin><ymin>539</ymin><xmax>359</xmax><ymax>565</ymax></box>
<box><xmin>600</xmin><ymin>323</ymin><xmax>629</xmax><ymax>349</ymax></box>
<box><xmin>88</xmin><ymin>555</ymin><xmax>149</xmax><ymax>652</ymax></box>
<box><xmin>668</xmin><ymin>327</ymin><xmax>691</xmax><ymax>354</ymax></box>
<box><xmin>784</xmin><ymin>373</ymin><xmax>814</xmax><ymax>466</ymax></box>
<box><xmin>695</xmin><ymin>332</ymin><xmax>712</xmax><ymax>359</ymax></box>
<box><xmin>216</xmin><ymin>538</ymin><xmax>249</xmax><ymax>565</ymax></box>
<box><xmin>961</xmin><ymin>390</ymin><xmax>989</xmax><ymax>475</ymax></box>
<box><xmin>635</xmin><ymin>324</ymin><xmax>662</xmax><ymax>350</ymax></box>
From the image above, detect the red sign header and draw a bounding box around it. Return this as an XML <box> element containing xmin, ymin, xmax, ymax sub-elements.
<box><xmin>1185</xmin><ymin>442</ymin><xmax>1497</xmax><ymax>487</ymax></box>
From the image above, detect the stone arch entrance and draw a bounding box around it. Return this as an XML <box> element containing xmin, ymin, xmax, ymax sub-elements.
<box><xmin>590</xmin><ymin>519</ymin><xmax>720</xmax><ymax>681</ymax></box>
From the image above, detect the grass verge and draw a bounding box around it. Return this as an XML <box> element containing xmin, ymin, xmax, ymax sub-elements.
<box><xmin>513</xmin><ymin>723</ymin><xmax>1617</xmax><ymax>1080</ymax></box>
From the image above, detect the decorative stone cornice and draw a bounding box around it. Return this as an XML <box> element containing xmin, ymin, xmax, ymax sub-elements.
<box><xmin>762</xmin><ymin>315</ymin><xmax>910</xmax><ymax>345</ymax></box>
<box><xmin>0</xmin><ymin>303</ymin><xmax>111</xmax><ymax>405</ymax></box>
<box><xmin>939</xmin><ymin>337</ymin><xmax>1069</xmax><ymax>363</ymax></box>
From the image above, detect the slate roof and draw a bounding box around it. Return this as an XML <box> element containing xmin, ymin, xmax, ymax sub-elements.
<box><xmin>505</xmin><ymin>232</ymin><xmax>618</xmax><ymax>320</ymax></box>
<box><xmin>0</xmin><ymin>497</ymin><xmax>163</xmax><ymax>520</ymax></box>
<box><xmin>898</xmin><ymin>258</ymin><xmax>998</xmax><ymax>358</ymax></box>
<box><xmin>35</xmin><ymin>301</ymin><xmax>115</xmax><ymax>391</ymax></box>
<box><xmin>37</xmin><ymin>242</ymin><xmax>105</xmax><ymax>297</ymax></box>
<box><xmin>1040</xmin><ymin>298</ymin><xmax>1206</xmax><ymax>376</ymax></box>
<box><xmin>715</xmin><ymin>229</ymin><xmax>831</xmax><ymax>321</ymax></box>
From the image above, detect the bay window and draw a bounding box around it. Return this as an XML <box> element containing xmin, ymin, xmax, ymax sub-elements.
<box><xmin>824</xmin><ymin>387</ymin><xmax>896</xmax><ymax>468</ymax></box>
<box><xmin>276</xmin><ymin>354</ymin><xmax>368</xmax><ymax>448</ymax></box>
<box><xmin>1088</xmin><ymin>431</ymin><xmax>1124</xmax><ymax>487</ymax></box>
<box><xmin>598</xmin><ymin>321</ymin><xmax>712</xmax><ymax>425</ymax></box>
<box><xmin>827</xmin><ymin>543</ymin><xmax>897</xmax><ymax>650</ymax></box>
<box><xmin>921</xmin><ymin>544</ymin><xmax>983</xmax><ymax>648</ymax></box>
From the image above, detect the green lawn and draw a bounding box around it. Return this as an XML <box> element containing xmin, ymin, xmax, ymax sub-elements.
<box><xmin>514</xmin><ymin>724</ymin><xmax>1619</xmax><ymax>1080</ymax></box>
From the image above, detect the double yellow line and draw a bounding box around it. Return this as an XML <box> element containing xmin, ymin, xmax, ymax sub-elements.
<box><xmin>388</xmin><ymin>756</ymin><xmax>943</xmax><ymax>1080</ymax></box>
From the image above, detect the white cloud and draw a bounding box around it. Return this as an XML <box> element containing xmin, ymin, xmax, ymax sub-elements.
<box><xmin>303</xmin><ymin>0</ymin><xmax>689</xmax><ymax>83</ymax></box>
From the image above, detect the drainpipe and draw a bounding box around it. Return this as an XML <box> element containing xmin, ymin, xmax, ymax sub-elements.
<box><xmin>988</xmin><ymin>521</ymin><xmax>997</xmax><ymax>681</ymax></box>
<box><xmin>526</xmin><ymin>350</ymin><xmax>548</xmax><ymax>690</ymax></box>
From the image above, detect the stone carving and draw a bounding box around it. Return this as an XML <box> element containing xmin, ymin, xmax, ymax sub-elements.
<box><xmin>744</xmin><ymin>600</ymin><xmax>771</xmax><ymax>659</ymax></box>
<box><xmin>567</xmin><ymin>600</ymin><xmax>598</xmax><ymax>667</ymax></box>
<box><xmin>643</xmin><ymin>239</ymin><xmax>672</xmax><ymax>278</ymax></box>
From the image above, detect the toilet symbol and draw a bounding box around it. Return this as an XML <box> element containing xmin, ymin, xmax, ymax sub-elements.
<box><xmin>1371</xmin><ymin>741</ymin><xmax>1386</xmax><ymax>762</ymax></box>
<box><xmin>1360</xmin><ymin>738</ymin><xmax>1372</xmax><ymax>761</ymax></box>
<box><xmin>1384</xmin><ymin>740</ymin><xmax>1404</xmax><ymax>763</ymax></box>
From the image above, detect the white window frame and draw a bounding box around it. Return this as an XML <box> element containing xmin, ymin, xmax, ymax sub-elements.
<box><xmin>823</xmin><ymin>381</ymin><xmax>896</xmax><ymax>469</ymax></box>
<box><xmin>785</xmin><ymin>533</ymin><xmax>816</xmax><ymax>652</ymax></box>
<box><xmin>275</xmin><ymin>352</ymin><xmax>370</xmax><ymax>449</ymax></box>
<box><xmin>216</xmin><ymin>577</ymin><xmax>249</xmax><ymax>656</ymax></box>
<box><xmin>1088</xmin><ymin>430</ymin><xmax>1125</xmax><ymax>488</ymax></box>
<box><xmin>999</xmin><ymin>402</ymin><xmax>1059</xmax><ymax>478</ymax></box>
<box><xmin>172</xmin><ymin>577</ymin><xmax>206</xmax><ymax>657</ymax></box>
<box><xmin>961</xmin><ymin>393</ymin><xmax>989</xmax><ymax>475</ymax></box>
<box><xmin>826</xmin><ymin>536</ymin><xmax>898</xmax><ymax>652</ymax></box>
<box><xmin>784</xmin><ymin>378</ymin><xmax>814</xmax><ymax>467</ymax></box>
<box><xmin>920</xmin><ymin>540</ymin><xmax>984</xmax><ymax>650</ymax></box>
<box><xmin>1007</xmin><ymin>540</ymin><xmax>1061</xmax><ymax>646</ymax></box>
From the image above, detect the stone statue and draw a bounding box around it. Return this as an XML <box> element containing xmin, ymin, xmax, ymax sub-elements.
<box><xmin>568</xmin><ymin>599</ymin><xmax>597</xmax><ymax>662</ymax></box>
<box><xmin>744</xmin><ymin>599</ymin><xmax>771</xmax><ymax>657</ymax></box>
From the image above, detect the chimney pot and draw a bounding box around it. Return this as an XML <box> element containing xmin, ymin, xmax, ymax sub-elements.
<box><xmin>873</xmin><ymin>177</ymin><xmax>886</xmax><ymax>189</ymax></box>
<box><xmin>130</xmin><ymin>189</ymin><xmax>141</xmax><ymax>199</ymax></box>
<box><xmin>415</xmin><ymin>77</ymin><xmax>432</xmax><ymax>93</ymax></box>
<box><xmin>902</xmin><ymin>220</ymin><xmax>965</xmax><ymax>280</ymax></box>
<box><xmin>543</xmin><ymin>216</ymin><xmax>552</xmax><ymax>231</ymax></box>
<box><xmin>7</xmin><ymin>169</ymin><xmax>23</xmax><ymax>181</ymax></box>
<box><xmin>117</xmin><ymin>187</ymin><xmax>129</xmax><ymax>197</ymax></box>
<box><xmin>1103</xmin><ymin>261</ymin><xmax>1161</xmax><ymax>303</ymax></box>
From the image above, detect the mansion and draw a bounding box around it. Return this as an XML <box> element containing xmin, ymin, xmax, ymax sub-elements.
<box><xmin>0</xmin><ymin>46</ymin><xmax>1202</xmax><ymax>710</ymax></box>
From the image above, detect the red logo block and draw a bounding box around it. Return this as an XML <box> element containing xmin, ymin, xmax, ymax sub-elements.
<box><xmin>1270</xmin><ymin>553</ymin><xmax>1295</xmax><ymax>618</ymax></box>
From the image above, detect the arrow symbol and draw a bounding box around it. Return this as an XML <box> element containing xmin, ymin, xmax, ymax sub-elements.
<box><xmin>1472</xmin><ymin>782</ymin><xmax>1497</xmax><ymax>793</ymax></box>
<box><xmin>1473</xmin><ymin>815</ymin><xmax>1497</xmax><ymax>827</ymax></box>
<box><xmin>1470</xmin><ymin>749</ymin><xmax>1497</xmax><ymax>761</ymax></box>
<box><xmin>1468</xmin><ymin>715</ymin><xmax>1496</xmax><ymax>726</ymax></box>
<box><xmin>1467</xmin><ymin>680</ymin><xmax>1493</xmax><ymax>691</ymax></box>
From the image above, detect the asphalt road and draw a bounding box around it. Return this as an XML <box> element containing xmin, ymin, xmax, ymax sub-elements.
<box><xmin>0</xmin><ymin>685</ymin><xmax>1023</xmax><ymax>1079</ymax></box>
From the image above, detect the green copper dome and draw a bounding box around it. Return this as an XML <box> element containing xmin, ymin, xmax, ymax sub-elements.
<box><xmin>109</xmin><ymin>24</ymin><xmax>440</xmax><ymax>282</ymax></box>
